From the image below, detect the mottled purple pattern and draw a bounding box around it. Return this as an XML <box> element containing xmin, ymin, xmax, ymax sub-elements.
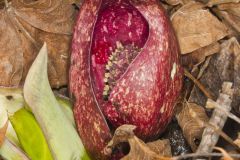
<box><xmin>91</xmin><ymin>0</ymin><xmax>149</xmax><ymax>94</ymax></box>
<box><xmin>69</xmin><ymin>1</ymin><xmax>112</xmax><ymax>159</ymax></box>
<box><xmin>70</xmin><ymin>0</ymin><xmax>183</xmax><ymax>159</ymax></box>
<box><xmin>106</xmin><ymin>1</ymin><xmax>183</xmax><ymax>140</ymax></box>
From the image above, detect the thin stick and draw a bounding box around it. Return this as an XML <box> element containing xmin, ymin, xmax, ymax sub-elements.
<box><xmin>205</xmin><ymin>122</ymin><xmax>240</xmax><ymax>152</ymax></box>
<box><xmin>173</xmin><ymin>152</ymin><xmax>240</xmax><ymax>160</ymax></box>
<box><xmin>4</xmin><ymin>0</ymin><xmax>8</xmax><ymax>8</ymax></box>
<box><xmin>184</xmin><ymin>68</ymin><xmax>214</xmax><ymax>100</ymax></box>
<box><xmin>196</xmin><ymin>82</ymin><xmax>234</xmax><ymax>154</ymax></box>
<box><xmin>207</xmin><ymin>99</ymin><xmax>240</xmax><ymax>124</ymax></box>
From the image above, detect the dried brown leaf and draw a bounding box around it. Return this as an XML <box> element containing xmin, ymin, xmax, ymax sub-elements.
<box><xmin>217</xmin><ymin>3</ymin><xmax>240</xmax><ymax>33</ymax></box>
<box><xmin>122</xmin><ymin>137</ymin><xmax>172</xmax><ymax>160</ymax></box>
<box><xmin>175</xmin><ymin>102</ymin><xmax>209</xmax><ymax>151</ymax></box>
<box><xmin>146</xmin><ymin>140</ymin><xmax>172</xmax><ymax>157</ymax></box>
<box><xmin>164</xmin><ymin>0</ymin><xmax>182</xmax><ymax>6</ymax></box>
<box><xmin>11</xmin><ymin>0</ymin><xmax>75</xmax><ymax>34</ymax></box>
<box><xmin>68</xmin><ymin>0</ymin><xmax>82</xmax><ymax>6</ymax></box>
<box><xmin>104</xmin><ymin>125</ymin><xmax>172</xmax><ymax>160</ymax></box>
<box><xmin>182</xmin><ymin>42</ymin><xmax>220</xmax><ymax>68</ymax></box>
<box><xmin>0</xmin><ymin>121</ymin><xmax>8</xmax><ymax>147</ymax></box>
<box><xmin>0</xmin><ymin>0</ymin><xmax>75</xmax><ymax>87</ymax></box>
<box><xmin>188</xmin><ymin>38</ymin><xmax>240</xmax><ymax>112</ymax></box>
<box><xmin>218</xmin><ymin>3</ymin><xmax>240</xmax><ymax>15</ymax></box>
<box><xmin>234</xmin><ymin>133</ymin><xmax>240</xmax><ymax>147</ymax></box>
<box><xmin>171</xmin><ymin>1</ymin><xmax>228</xmax><ymax>54</ymax></box>
<box><xmin>208</xmin><ymin>0</ymin><xmax>240</xmax><ymax>7</ymax></box>
<box><xmin>0</xmin><ymin>10</ymin><xmax>24</xmax><ymax>86</ymax></box>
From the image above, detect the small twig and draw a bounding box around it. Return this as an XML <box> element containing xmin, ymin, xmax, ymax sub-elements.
<box><xmin>184</xmin><ymin>68</ymin><xmax>214</xmax><ymax>100</ymax></box>
<box><xmin>190</xmin><ymin>106</ymin><xmax>240</xmax><ymax>152</ymax></box>
<box><xmin>196</xmin><ymin>82</ymin><xmax>234</xmax><ymax>154</ymax></box>
<box><xmin>207</xmin><ymin>99</ymin><xmax>240</xmax><ymax>124</ymax></box>
<box><xmin>4</xmin><ymin>0</ymin><xmax>8</xmax><ymax>8</ymax></box>
<box><xmin>205</xmin><ymin>121</ymin><xmax>240</xmax><ymax>152</ymax></box>
<box><xmin>173</xmin><ymin>152</ymin><xmax>240</xmax><ymax>160</ymax></box>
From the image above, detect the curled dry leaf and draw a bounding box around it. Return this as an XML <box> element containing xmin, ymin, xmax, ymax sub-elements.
<box><xmin>68</xmin><ymin>0</ymin><xmax>82</xmax><ymax>7</ymax></box>
<box><xmin>0</xmin><ymin>0</ymin><xmax>75</xmax><ymax>87</ymax></box>
<box><xmin>11</xmin><ymin>0</ymin><xmax>74</xmax><ymax>34</ymax></box>
<box><xmin>0</xmin><ymin>11</ymin><xmax>24</xmax><ymax>86</ymax></box>
<box><xmin>208</xmin><ymin>0</ymin><xmax>240</xmax><ymax>7</ymax></box>
<box><xmin>175</xmin><ymin>102</ymin><xmax>209</xmax><ymax>151</ymax></box>
<box><xmin>164</xmin><ymin>0</ymin><xmax>182</xmax><ymax>6</ymax></box>
<box><xmin>122</xmin><ymin>137</ymin><xmax>172</xmax><ymax>160</ymax></box>
<box><xmin>189</xmin><ymin>37</ymin><xmax>240</xmax><ymax>116</ymax></box>
<box><xmin>234</xmin><ymin>133</ymin><xmax>240</xmax><ymax>147</ymax></box>
<box><xmin>182</xmin><ymin>42</ymin><xmax>220</xmax><ymax>68</ymax></box>
<box><xmin>217</xmin><ymin>3</ymin><xmax>240</xmax><ymax>33</ymax></box>
<box><xmin>104</xmin><ymin>125</ymin><xmax>172</xmax><ymax>160</ymax></box>
<box><xmin>171</xmin><ymin>1</ymin><xmax>228</xmax><ymax>54</ymax></box>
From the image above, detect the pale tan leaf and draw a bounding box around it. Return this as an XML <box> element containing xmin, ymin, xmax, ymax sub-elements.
<box><xmin>11</xmin><ymin>0</ymin><xmax>75</xmax><ymax>34</ymax></box>
<box><xmin>122</xmin><ymin>137</ymin><xmax>172</xmax><ymax>160</ymax></box>
<box><xmin>208</xmin><ymin>0</ymin><xmax>239</xmax><ymax>7</ymax></box>
<box><xmin>104</xmin><ymin>125</ymin><xmax>172</xmax><ymax>160</ymax></box>
<box><xmin>67</xmin><ymin>0</ymin><xmax>82</xmax><ymax>6</ymax></box>
<box><xmin>234</xmin><ymin>133</ymin><xmax>240</xmax><ymax>147</ymax></box>
<box><xmin>187</xmin><ymin>37</ymin><xmax>240</xmax><ymax>116</ymax></box>
<box><xmin>171</xmin><ymin>1</ymin><xmax>228</xmax><ymax>54</ymax></box>
<box><xmin>182</xmin><ymin>42</ymin><xmax>220</xmax><ymax>67</ymax></box>
<box><xmin>219</xmin><ymin>7</ymin><xmax>240</xmax><ymax>32</ymax></box>
<box><xmin>0</xmin><ymin>0</ymin><xmax>75</xmax><ymax>87</ymax></box>
<box><xmin>146</xmin><ymin>140</ymin><xmax>172</xmax><ymax>157</ymax></box>
<box><xmin>175</xmin><ymin>102</ymin><xmax>209</xmax><ymax>151</ymax></box>
<box><xmin>34</xmin><ymin>29</ymin><xmax>71</xmax><ymax>87</ymax></box>
<box><xmin>218</xmin><ymin>3</ymin><xmax>240</xmax><ymax>15</ymax></box>
<box><xmin>164</xmin><ymin>0</ymin><xmax>182</xmax><ymax>6</ymax></box>
<box><xmin>0</xmin><ymin>10</ymin><xmax>24</xmax><ymax>87</ymax></box>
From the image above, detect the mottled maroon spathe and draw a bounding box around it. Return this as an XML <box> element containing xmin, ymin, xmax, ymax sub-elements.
<box><xmin>69</xmin><ymin>0</ymin><xmax>183</xmax><ymax>159</ymax></box>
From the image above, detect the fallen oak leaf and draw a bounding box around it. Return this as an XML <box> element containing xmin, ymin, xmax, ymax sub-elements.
<box><xmin>217</xmin><ymin>3</ymin><xmax>240</xmax><ymax>16</ymax></box>
<box><xmin>175</xmin><ymin>102</ymin><xmax>209</xmax><ymax>152</ymax></box>
<box><xmin>11</xmin><ymin>0</ymin><xmax>75</xmax><ymax>34</ymax></box>
<box><xmin>171</xmin><ymin>1</ymin><xmax>228</xmax><ymax>54</ymax></box>
<box><xmin>104</xmin><ymin>125</ymin><xmax>172</xmax><ymax>160</ymax></box>
<box><xmin>188</xmin><ymin>37</ymin><xmax>240</xmax><ymax>114</ymax></box>
<box><xmin>122</xmin><ymin>137</ymin><xmax>172</xmax><ymax>160</ymax></box>
<box><xmin>182</xmin><ymin>42</ymin><xmax>220</xmax><ymax>68</ymax></box>
<box><xmin>147</xmin><ymin>140</ymin><xmax>172</xmax><ymax>157</ymax></box>
<box><xmin>207</xmin><ymin>0</ymin><xmax>240</xmax><ymax>7</ymax></box>
<box><xmin>0</xmin><ymin>10</ymin><xmax>24</xmax><ymax>87</ymax></box>
<box><xmin>217</xmin><ymin>3</ymin><xmax>240</xmax><ymax>33</ymax></box>
<box><xmin>233</xmin><ymin>133</ymin><xmax>240</xmax><ymax>148</ymax></box>
<box><xmin>0</xmin><ymin>0</ymin><xmax>75</xmax><ymax>88</ymax></box>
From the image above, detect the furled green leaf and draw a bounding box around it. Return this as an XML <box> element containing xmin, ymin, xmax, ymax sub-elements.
<box><xmin>0</xmin><ymin>138</ymin><xmax>30</xmax><ymax>160</ymax></box>
<box><xmin>10</xmin><ymin>108</ymin><xmax>53</xmax><ymax>160</ymax></box>
<box><xmin>23</xmin><ymin>43</ymin><xmax>90</xmax><ymax>160</ymax></box>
